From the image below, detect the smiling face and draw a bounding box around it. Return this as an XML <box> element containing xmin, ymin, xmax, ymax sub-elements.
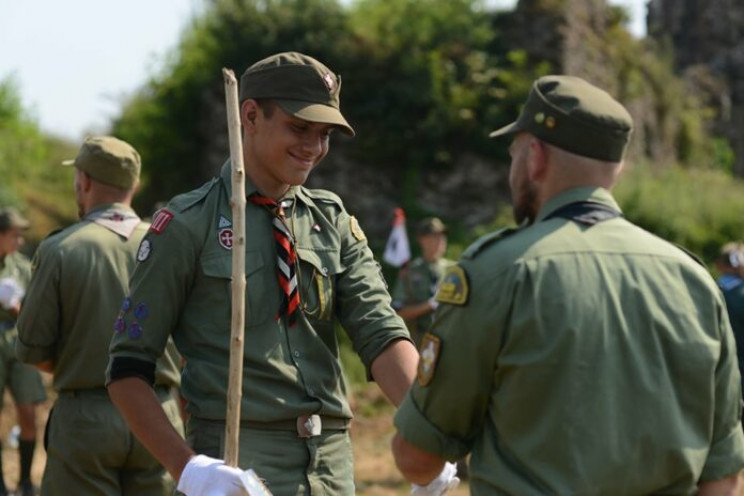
<box><xmin>243</xmin><ymin>100</ymin><xmax>335</xmax><ymax>198</ymax></box>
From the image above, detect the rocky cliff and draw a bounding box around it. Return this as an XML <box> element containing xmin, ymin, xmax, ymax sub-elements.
<box><xmin>648</xmin><ymin>0</ymin><xmax>744</xmax><ymax>175</ymax></box>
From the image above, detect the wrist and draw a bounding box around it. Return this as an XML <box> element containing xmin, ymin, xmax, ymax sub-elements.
<box><xmin>427</xmin><ymin>297</ymin><xmax>439</xmax><ymax>311</ymax></box>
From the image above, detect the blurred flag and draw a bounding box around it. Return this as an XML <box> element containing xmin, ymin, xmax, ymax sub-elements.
<box><xmin>383</xmin><ymin>207</ymin><xmax>411</xmax><ymax>267</ymax></box>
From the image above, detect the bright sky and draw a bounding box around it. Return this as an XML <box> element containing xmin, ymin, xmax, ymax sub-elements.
<box><xmin>0</xmin><ymin>0</ymin><xmax>645</xmax><ymax>141</ymax></box>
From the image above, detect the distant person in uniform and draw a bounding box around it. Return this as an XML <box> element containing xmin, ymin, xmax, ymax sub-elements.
<box><xmin>716</xmin><ymin>241</ymin><xmax>744</xmax><ymax>400</ymax></box>
<box><xmin>391</xmin><ymin>217</ymin><xmax>452</xmax><ymax>347</ymax></box>
<box><xmin>392</xmin><ymin>75</ymin><xmax>744</xmax><ymax>495</ymax></box>
<box><xmin>16</xmin><ymin>136</ymin><xmax>183</xmax><ymax>496</ymax></box>
<box><xmin>105</xmin><ymin>52</ymin><xmax>450</xmax><ymax>496</ymax></box>
<box><xmin>0</xmin><ymin>207</ymin><xmax>46</xmax><ymax>496</ymax></box>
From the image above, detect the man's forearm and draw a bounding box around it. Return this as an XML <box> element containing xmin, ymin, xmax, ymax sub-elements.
<box><xmin>698</xmin><ymin>471</ymin><xmax>744</xmax><ymax>496</ymax></box>
<box><xmin>392</xmin><ymin>432</ymin><xmax>446</xmax><ymax>485</ymax></box>
<box><xmin>107</xmin><ymin>376</ymin><xmax>194</xmax><ymax>480</ymax></box>
<box><xmin>396</xmin><ymin>300</ymin><xmax>436</xmax><ymax>321</ymax></box>
<box><xmin>371</xmin><ymin>338</ymin><xmax>419</xmax><ymax>406</ymax></box>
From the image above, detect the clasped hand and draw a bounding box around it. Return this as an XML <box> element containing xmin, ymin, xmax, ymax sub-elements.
<box><xmin>410</xmin><ymin>461</ymin><xmax>460</xmax><ymax>496</ymax></box>
<box><xmin>177</xmin><ymin>454</ymin><xmax>272</xmax><ymax>496</ymax></box>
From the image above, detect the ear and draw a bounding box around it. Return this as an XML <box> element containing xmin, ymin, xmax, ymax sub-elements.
<box><xmin>527</xmin><ymin>138</ymin><xmax>549</xmax><ymax>181</ymax></box>
<box><xmin>241</xmin><ymin>99</ymin><xmax>259</xmax><ymax>132</ymax></box>
<box><xmin>81</xmin><ymin>171</ymin><xmax>94</xmax><ymax>193</ymax></box>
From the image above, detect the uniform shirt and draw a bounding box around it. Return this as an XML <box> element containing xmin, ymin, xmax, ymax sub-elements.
<box><xmin>395</xmin><ymin>187</ymin><xmax>744</xmax><ymax>495</ymax></box>
<box><xmin>391</xmin><ymin>257</ymin><xmax>452</xmax><ymax>345</ymax></box>
<box><xmin>17</xmin><ymin>203</ymin><xmax>180</xmax><ymax>391</ymax></box>
<box><xmin>0</xmin><ymin>252</ymin><xmax>31</xmax><ymax>327</ymax></box>
<box><xmin>108</xmin><ymin>162</ymin><xmax>409</xmax><ymax>422</ymax></box>
<box><xmin>719</xmin><ymin>273</ymin><xmax>744</xmax><ymax>393</ymax></box>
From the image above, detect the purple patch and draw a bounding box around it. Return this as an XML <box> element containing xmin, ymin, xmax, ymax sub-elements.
<box><xmin>121</xmin><ymin>297</ymin><xmax>132</xmax><ymax>313</ymax></box>
<box><xmin>134</xmin><ymin>302</ymin><xmax>149</xmax><ymax>320</ymax></box>
<box><xmin>113</xmin><ymin>317</ymin><xmax>126</xmax><ymax>334</ymax></box>
<box><xmin>128</xmin><ymin>323</ymin><xmax>143</xmax><ymax>340</ymax></box>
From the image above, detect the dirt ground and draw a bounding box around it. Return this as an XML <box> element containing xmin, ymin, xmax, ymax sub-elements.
<box><xmin>0</xmin><ymin>380</ymin><xmax>468</xmax><ymax>495</ymax></box>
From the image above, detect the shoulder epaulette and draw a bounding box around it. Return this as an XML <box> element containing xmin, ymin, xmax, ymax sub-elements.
<box><xmin>462</xmin><ymin>226</ymin><xmax>519</xmax><ymax>260</ymax></box>
<box><xmin>673</xmin><ymin>243</ymin><xmax>706</xmax><ymax>268</ymax></box>
<box><xmin>169</xmin><ymin>177</ymin><xmax>220</xmax><ymax>213</ymax></box>
<box><xmin>43</xmin><ymin>227</ymin><xmax>65</xmax><ymax>240</ymax></box>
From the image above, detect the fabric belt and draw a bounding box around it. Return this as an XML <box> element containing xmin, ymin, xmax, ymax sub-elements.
<box><xmin>196</xmin><ymin>415</ymin><xmax>350</xmax><ymax>438</ymax></box>
<box><xmin>58</xmin><ymin>385</ymin><xmax>172</xmax><ymax>399</ymax></box>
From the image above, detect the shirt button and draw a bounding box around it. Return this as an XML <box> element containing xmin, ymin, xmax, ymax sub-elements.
<box><xmin>294</xmin><ymin>351</ymin><xmax>300</xmax><ymax>358</ymax></box>
<box><xmin>321</xmin><ymin>267</ymin><xmax>328</xmax><ymax>275</ymax></box>
<box><xmin>307</xmin><ymin>387</ymin><xmax>315</xmax><ymax>395</ymax></box>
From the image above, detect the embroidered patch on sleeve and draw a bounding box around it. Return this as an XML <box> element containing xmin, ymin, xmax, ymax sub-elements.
<box><xmin>435</xmin><ymin>265</ymin><xmax>469</xmax><ymax>306</ymax></box>
<box><xmin>137</xmin><ymin>239</ymin><xmax>152</xmax><ymax>262</ymax></box>
<box><xmin>350</xmin><ymin>216</ymin><xmax>366</xmax><ymax>241</ymax></box>
<box><xmin>417</xmin><ymin>333</ymin><xmax>442</xmax><ymax>386</ymax></box>
<box><xmin>150</xmin><ymin>209</ymin><xmax>174</xmax><ymax>234</ymax></box>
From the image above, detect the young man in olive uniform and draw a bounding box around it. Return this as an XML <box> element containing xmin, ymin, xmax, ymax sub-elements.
<box><xmin>0</xmin><ymin>207</ymin><xmax>46</xmax><ymax>496</ymax></box>
<box><xmin>16</xmin><ymin>137</ymin><xmax>184</xmax><ymax>496</ymax></box>
<box><xmin>106</xmin><ymin>52</ymin><xmax>431</xmax><ymax>495</ymax></box>
<box><xmin>391</xmin><ymin>217</ymin><xmax>452</xmax><ymax>347</ymax></box>
<box><xmin>392</xmin><ymin>76</ymin><xmax>744</xmax><ymax>495</ymax></box>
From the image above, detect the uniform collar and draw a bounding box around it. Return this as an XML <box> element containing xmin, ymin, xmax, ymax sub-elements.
<box><xmin>535</xmin><ymin>187</ymin><xmax>621</xmax><ymax>223</ymax></box>
<box><xmin>220</xmin><ymin>160</ymin><xmax>301</xmax><ymax>203</ymax></box>
<box><xmin>83</xmin><ymin>203</ymin><xmax>137</xmax><ymax>220</ymax></box>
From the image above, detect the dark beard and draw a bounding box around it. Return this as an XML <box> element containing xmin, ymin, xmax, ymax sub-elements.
<box><xmin>512</xmin><ymin>184</ymin><xmax>538</xmax><ymax>225</ymax></box>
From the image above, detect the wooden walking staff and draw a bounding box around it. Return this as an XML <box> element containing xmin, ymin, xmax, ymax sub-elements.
<box><xmin>222</xmin><ymin>68</ymin><xmax>246</xmax><ymax>468</ymax></box>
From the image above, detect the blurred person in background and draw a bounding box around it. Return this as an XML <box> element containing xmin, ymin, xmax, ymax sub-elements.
<box><xmin>0</xmin><ymin>206</ymin><xmax>46</xmax><ymax>496</ymax></box>
<box><xmin>391</xmin><ymin>217</ymin><xmax>452</xmax><ymax>347</ymax></box>
<box><xmin>716</xmin><ymin>241</ymin><xmax>744</xmax><ymax>402</ymax></box>
<box><xmin>16</xmin><ymin>137</ymin><xmax>183</xmax><ymax>496</ymax></box>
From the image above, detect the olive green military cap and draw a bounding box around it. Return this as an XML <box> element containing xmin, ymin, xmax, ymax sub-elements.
<box><xmin>417</xmin><ymin>217</ymin><xmax>448</xmax><ymax>236</ymax></box>
<box><xmin>239</xmin><ymin>51</ymin><xmax>355</xmax><ymax>136</ymax></box>
<box><xmin>490</xmin><ymin>75</ymin><xmax>633</xmax><ymax>162</ymax></box>
<box><xmin>0</xmin><ymin>206</ymin><xmax>29</xmax><ymax>231</ymax></box>
<box><xmin>62</xmin><ymin>136</ymin><xmax>141</xmax><ymax>189</ymax></box>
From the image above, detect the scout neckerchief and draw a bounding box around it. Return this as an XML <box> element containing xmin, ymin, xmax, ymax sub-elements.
<box><xmin>87</xmin><ymin>207</ymin><xmax>142</xmax><ymax>239</ymax></box>
<box><xmin>249</xmin><ymin>193</ymin><xmax>300</xmax><ymax>326</ymax></box>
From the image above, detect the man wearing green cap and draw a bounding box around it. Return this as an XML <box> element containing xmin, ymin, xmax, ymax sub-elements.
<box><xmin>392</xmin><ymin>75</ymin><xmax>744</xmax><ymax>494</ymax></box>
<box><xmin>106</xmin><ymin>52</ymin><xmax>426</xmax><ymax>495</ymax></box>
<box><xmin>391</xmin><ymin>217</ymin><xmax>452</xmax><ymax>347</ymax></box>
<box><xmin>0</xmin><ymin>207</ymin><xmax>46</xmax><ymax>496</ymax></box>
<box><xmin>17</xmin><ymin>136</ymin><xmax>184</xmax><ymax>495</ymax></box>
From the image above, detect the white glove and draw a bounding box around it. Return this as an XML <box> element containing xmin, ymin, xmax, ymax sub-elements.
<box><xmin>427</xmin><ymin>297</ymin><xmax>439</xmax><ymax>311</ymax></box>
<box><xmin>177</xmin><ymin>454</ymin><xmax>269</xmax><ymax>496</ymax></box>
<box><xmin>411</xmin><ymin>462</ymin><xmax>460</xmax><ymax>496</ymax></box>
<box><xmin>0</xmin><ymin>278</ymin><xmax>23</xmax><ymax>310</ymax></box>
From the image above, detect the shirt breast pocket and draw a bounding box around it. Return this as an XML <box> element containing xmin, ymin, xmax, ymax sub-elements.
<box><xmin>200</xmin><ymin>250</ymin><xmax>269</xmax><ymax>326</ymax></box>
<box><xmin>296</xmin><ymin>248</ymin><xmax>344</xmax><ymax>322</ymax></box>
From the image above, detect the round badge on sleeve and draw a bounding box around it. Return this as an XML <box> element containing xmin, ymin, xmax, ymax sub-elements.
<box><xmin>137</xmin><ymin>239</ymin><xmax>152</xmax><ymax>262</ymax></box>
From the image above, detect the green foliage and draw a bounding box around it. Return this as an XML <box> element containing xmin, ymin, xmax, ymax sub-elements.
<box><xmin>0</xmin><ymin>77</ymin><xmax>46</xmax><ymax>206</ymax></box>
<box><xmin>614</xmin><ymin>164</ymin><xmax>744</xmax><ymax>264</ymax></box>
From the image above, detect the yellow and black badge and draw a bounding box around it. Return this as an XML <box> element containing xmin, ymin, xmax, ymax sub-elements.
<box><xmin>418</xmin><ymin>333</ymin><xmax>441</xmax><ymax>386</ymax></box>
<box><xmin>350</xmin><ymin>216</ymin><xmax>366</xmax><ymax>242</ymax></box>
<box><xmin>435</xmin><ymin>264</ymin><xmax>469</xmax><ymax>305</ymax></box>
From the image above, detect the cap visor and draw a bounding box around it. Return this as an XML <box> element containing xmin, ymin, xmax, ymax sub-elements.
<box><xmin>276</xmin><ymin>100</ymin><xmax>355</xmax><ymax>137</ymax></box>
<box><xmin>488</xmin><ymin>121</ymin><xmax>520</xmax><ymax>138</ymax></box>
